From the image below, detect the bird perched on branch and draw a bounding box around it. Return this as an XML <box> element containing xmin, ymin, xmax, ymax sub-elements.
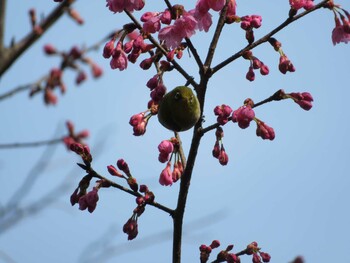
<box><xmin>157</xmin><ymin>86</ymin><xmax>200</xmax><ymax>132</ymax></box>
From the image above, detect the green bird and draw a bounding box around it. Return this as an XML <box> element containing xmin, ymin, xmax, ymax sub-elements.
<box><xmin>158</xmin><ymin>86</ymin><xmax>201</xmax><ymax>132</ymax></box>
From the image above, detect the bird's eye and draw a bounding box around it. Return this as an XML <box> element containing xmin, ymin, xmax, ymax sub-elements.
<box><xmin>174</xmin><ymin>92</ymin><xmax>181</xmax><ymax>100</ymax></box>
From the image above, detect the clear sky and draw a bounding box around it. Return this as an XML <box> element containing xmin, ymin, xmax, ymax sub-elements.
<box><xmin>1</xmin><ymin>1</ymin><xmax>350</xmax><ymax>262</ymax></box>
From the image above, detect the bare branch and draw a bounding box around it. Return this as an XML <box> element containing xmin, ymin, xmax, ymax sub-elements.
<box><xmin>89</xmin><ymin>169</ymin><xmax>174</xmax><ymax>216</ymax></box>
<box><xmin>0</xmin><ymin>0</ymin><xmax>6</xmax><ymax>51</ymax></box>
<box><xmin>0</xmin><ymin>0</ymin><xmax>76</xmax><ymax>77</ymax></box>
<box><xmin>0</xmin><ymin>138</ymin><xmax>62</xmax><ymax>149</ymax></box>
<box><xmin>211</xmin><ymin>0</ymin><xmax>329</xmax><ymax>75</ymax></box>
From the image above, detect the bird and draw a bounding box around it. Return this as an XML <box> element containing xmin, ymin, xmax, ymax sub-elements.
<box><xmin>157</xmin><ymin>86</ymin><xmax>200</xmax><ymax>132</ymax></box>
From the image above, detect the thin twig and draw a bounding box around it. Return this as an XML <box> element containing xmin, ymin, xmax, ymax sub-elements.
<box><xmin>211</xmin><ymin>0</ymin><xmax>329</xmax><ymax>75</ymax></box>
<box><xmin>90</xmin><ymin>169</ymin><xmax>174</xmax><ymax>216</ymax></box>
<box><xmin>201</xmin><ymin>89</ymin><xmax>286</xmax><ymax>135</ymax></box>
<box><xmin>0</xmin><ymin>83</ymin><xmax>33</xmax><ymax>101</ymax></box>
<box><xmin>0</xmin><ymin>138</ymin><xmax>62</xmax><ymax>149</ymax></box>
<box><xmin>0</xmin><ymin>0</ymin><xmax>76</xmax><ymax>77</ymax></box>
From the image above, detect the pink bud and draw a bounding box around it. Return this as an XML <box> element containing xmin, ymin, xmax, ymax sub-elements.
<box><xmin>246</xmin><ymin>66</ymin><xmax>255</xmax><ymax>81</ymax></box>
<box><xmin>158</xmin><ymin>140</ymin><xmax>174</xmax><ymax>155</ymax></box>
<box><xmin>117</xmin><ymin>159</ymin><xmax>130</xmax><ymax>174</ymax></box>
<box><xmin>91</xmin><ymin>63</ymin><xmax>103</xmax><ymax>78</ymax></box>
<box><xmin>260</xmin><ymin>64</ymin><xmax>269</xmax><ymax>75</ymax></box>
<box><xmin>256</xmin><ymin>121</ymin><xmax>275</xmax><ymax>140</ymax></box>
<box><xmin>159</xmin><ymin>162</ymin><xmax>173</xmax><ymax>186</ymax></box>
<box><xmin>210</xmin><ymin>240</ymin><xmax>220</xmax><ymax>249</ymax></box>
<box><xmin>140</xmin><ymin>57</ymin><xmax>154</xmax><ymax>70</ymax></box>
<box><xmin>260</xmin><ymin>252</ymin><xmax>271</xmax><ymax>262</ymax></box>
<box><xmin>43</xmin><ymin>44</ymin><xmax>57</xmax><ymax>55</ymax></box>
<box><xmin>107</xmin><ymin>165</ymin><xmax>123</xmax><ymax>177</ymax></box>
<box><xmin>218</xmin><ymin>148</ymin><xmax>229</xmax><ymax>166</ymax></box>
<box><xmin>76</xmin><ymin>71</ymin><xmax>87</xmax><ymax>85</ymax></box>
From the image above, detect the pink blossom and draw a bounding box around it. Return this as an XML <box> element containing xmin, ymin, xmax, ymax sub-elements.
<box><xmin>289</xmin><ymin>0</ymin><xmax>305</xmax><ymax>10</ymax></box>
<box><xmin>279</xmin><ymin>55</ymin><xmax>295</xmax><ymax>74</ymax></box>
<box><xmin>256</xmin><ymin>121</ymin><xmax>275</xmax><ymax>140</ymax></box>
<box><xmin>44</xmin><ymin>89</ymin><xmax>57</xmax><ymax>105</ymax></box>
<box><xmin>260</xmin><ymin>64</ymin><xmax>269</xmax><ymax>75</ymax></box>
<box><xmin>117</xmin><ymin>159</ymin><xmax>130</xmax><ymax>174</ymax></box>
<box><xmin>103</xmin><ymin>39</ymin><xmax>115</xmax><ymax>58</ymax></box>
<box><xmin>107</xmin><ymin>165</ymin><xmax>124</xmax><ymax>177</ymax></box>
<box><xmin>172</xmin><ymin>161</ymin><xmax>183</xmax><ymax>182</ymax></box>
<box><xmin>129</xmin><ymin>112</ymin><xmax>148</xmax><ymax>136</ymax></box>
<box><xmin>232</xmin><ymin>106</ymin><xmax>255</xmax><ymax>129</ymax></box>
<box><xmin>159</xmin><ymin>162</ymin><xmax>173</xmax><ymax>186</ymax></box>
<box><xmin>289</xmin><ymin>0</ymin><xmax>314</xmax><ymax>10</ymax></box>
<box><xmin>289</xmin><ymin>92</ymin><xmax>313</xmax><ymax>111</ymax></box>
<box><xmin>196</xmin><ymin>0</ymin><xmax>210</xmax><ymax>14</ymax></box>
<box><xmin>246</xmin><ymin>66</ymin><xmax>255</xmax><ymax>81</ymax></box>
<box><xmin>226</xmin><ymin>0</ymin><xmax>237</xmax><ymax>17</ymax></box>
<box><xmin>212</xmin><ymin>141</ymin><xmax>220</xmax><ymax>158</ymax></box>
<box><xmin>123</xmin><ymin>218</ymin><xmax>138</xmax><ymax>240</ymax></box>
<box><xmin>110</xmin><ymin>42</ymin><xmax>128</xmax><ymax>70</ymax></box>
<box><xmin>78</xmin><ymin>187</ymin><xmax>99</xmax><ymax>213</ymax></box>
<box><xmin>175</xmin><ymin>13</ymin><xmax>197</xmax><ymax>38</ymax></box>
<box><xmin>160</xmin><ymin>9</ymin><xmax>172</xmax><ymax>24</ymax></box>
<box><xmin>76</xmin><ymin>71</ymin><xmax>87</xmax><ymax>85</ymax></box>
<box><xmin>259</xmin><ymin>252</ymin><xmax>271</xmax><ymax>262</ymax></box>
<box><xmin>332</xmin><ymin>18</ymin><xmax>350</xmax><ymax>45</ymax></box>
<box><xmin>214</xmin><ymin>104</ymin><xmax>232</xmax><ymax>125</ymax></box>
<box><xmin>146</xmin><ymin>75</ymin><xmax>159</xmax><ymax>90</ymax></box>
<box><xmin>208</xmin><ymin>0</ymin><xmax>226</xmax><ymax>11</ymax></box>
<box><xmin>43</xmin><ymin>44</ymin><xmax>56</xmax><ymax>55</ymax></box>
<box><xmin>91</xmin><ymin>63</ymin><xmax>103</xmax><ymax>78</ymax></box>
<box><xmin>158</xmin><ymin>140</ymin><xmax>174</xmax><ymax>163</ymax></box>
<box><xmin>252</xmin><ymin>253</ymin><xmax>261</xmax><ymax>263</ymax></box>
<box><xmin>150</xmin><ymin>83</ymin><xmax>167</xmax><ymax>103</ymax></box>
<box><xmin>189</xmin><ymin>7</ymin><xmax>212</xmax><ymax>32</ymax></box>
<box><xmin>142</xmin><ymin>15</ymin><xmax>161</xmax><ymax>34</ymax></box>
<box><xmin>218</xmin><ymin>147</ymin><xmax>229</xmax><ymax>166</ymax></box>
<box><xmin>159</xmin><ymin>13</ymin><xmax>197</xmax><ymax>48</ymax></box>
<box><xmin>106</xmin><ymin>0</ymin><xmax>145</xmax><ymax>13</ymax></box>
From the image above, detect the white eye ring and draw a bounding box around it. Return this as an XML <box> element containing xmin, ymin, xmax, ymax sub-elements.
<box><xmin>174</xmin><ymin>92</ymin><xmax>181</xmax><ymax>100</ymax></box>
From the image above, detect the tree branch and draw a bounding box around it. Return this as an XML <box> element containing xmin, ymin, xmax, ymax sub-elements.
<box><xmin>211</xmin><ymin>0</ymin><xmax>329</xmax><ymax>75</ymax></box>
<box><xmin>0</xmin><ymin>138</ymin><xmax>62</xmax><ymax>149</ymax></box>
<box><xmin>0</xmin><ymin>0</ymin><xmax>6</xmax><ymax>52</ymax></box>
<box><xmin>89</xmin><ymin>169</ymin><xmax>174</xmax><ymax>216</ymax></box>
<box><xmin>0</xmin><ymin>0</ymin><xmax>76</xmax><ymax>77</ymax></box>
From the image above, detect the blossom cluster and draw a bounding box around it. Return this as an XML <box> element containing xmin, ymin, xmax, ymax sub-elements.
<box><xmin>103</xmin><ymin>1</ymin><xmax>237</xmax><ymax>73</ymax></box>
<box><xmin>158</xmin><ymin>138</ymin><xmax>184</xmax><ymax>186</ymax></box>
<box><xmin>212</xmin><ymin>127</ymin><xmax>229</xmax><ymax>166</ymax></box>
<box><xmin>32</xmin><ymin>44</ymin><xmax>103</xmax><ymax>105</ymax></box>
<box><xmin>62</xmin><ymin>120</ymin><xmax>89</xmax><ymax>149</ymax></box>
<box><xmin>242</xmin><ymin>50</ymin><xmax>269</xmax><ymax>81</ymax></box>
<box><xmin>199</xmin><ymin>240</ymin><xmax>271</xmax><ymax>263</ymax></box>
<box><xmin>329</xmin><ymin>2</ymin><xmax>350</xmax><ymax>45</ymax></box>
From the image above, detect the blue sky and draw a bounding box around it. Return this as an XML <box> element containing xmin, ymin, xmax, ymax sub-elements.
<box><xmin>1</xmin><ymin>1</ymin><xmax>350</xmax><ymax>262</ymax></box>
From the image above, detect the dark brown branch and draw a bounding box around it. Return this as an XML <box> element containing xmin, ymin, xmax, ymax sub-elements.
<box><xmin>172</xmin><ymin>124</ymin><xmax>203</xmax><ymax>263</ymax></box>
<box><xmin>0</xmin><ymin>0</ymin><xmax>76</xmax><ymax>77</ymax></box>
<box><xmin>0</xmin><ymin>30</ymin><xmax>115</xmax><ymax>102</ymax></box>
<box><xmin>211</xmin><ymin>0</ymin><xmax>329</xmax><ymax>75</ymax></box>
<box><xmin>0</xmin><ymin>0</ymin><xmax>6</xmax><ymax>51</ymax></box>
<box><xmin>201</xmin><ymin>89</ymin><xmax>287</xmax><ymax>135</ymax></box>
<box><xmin>0</xmin><ymin>83</ymin><xmax>33</xmax><ymax>100</ymax></box>
<box><xmin>90</xmin><ymin>169</ymin><xmax>174</xmax><ymax>216</ymax></box>
<box><xmin>0</xmin><ymin>138</ymin><xmax>62</xmax><ymax>149</ymax></box>
<box><xmin>203</xmin><ymin>0</ymin><xmax>230</xmax><ymax>72</ymax></box>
